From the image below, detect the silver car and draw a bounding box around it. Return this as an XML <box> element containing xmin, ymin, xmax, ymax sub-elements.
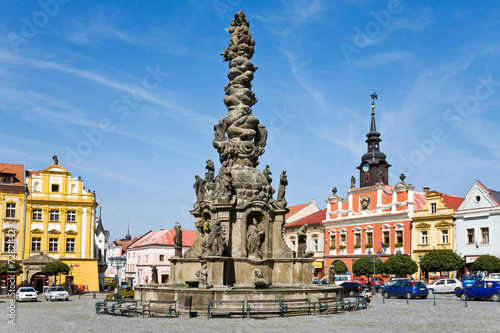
<box><xmin>428</xmin><ymin>278</ymin><xmax>463</xmax><ymax>294</ymax></box>
<box><xmin>16</xmin><ymin>287</ymin><xmax>38</xmax><ymax>302</ymax></box>
<box><xmin>44</xmin><ymin>285</ymin><xmax>69</xmax><ymax>301</ymax></box>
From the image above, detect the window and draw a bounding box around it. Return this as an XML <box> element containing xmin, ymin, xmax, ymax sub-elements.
<box><xmin>49</xmin><ymin>238</ymin><xmax>58</xmax><ymax>252</ymax></box>
<box><xmin>441</xmin><ymin>230</ymin><xmax>449</xmax><ymax>244</ymax></box>
<box><xmin>159</xmin><ymin>254</ymin><xmax>164</xmax><ymax>261</ymax></box>
<box><xmin>4</xmin><ymin>237</ymin><xmax>14</xmax><ymax>253</ymax></box>
<box><xmin>313</xmin><ymin>238</ymin><xmax>319</xmax><ymax>252</ymax></box>
<box><xmin>430</xmin><ymin>203</ymin><xmax>437</xmax><ymax>214</ymax></box>
<box><xmin>355</xmin><ymin>233</ymin><xmax>361</xmax><ymax>246</ymax></box>
<box><xmin>32</xmin><ymin>209</ymin><xmax>42</xmax><ymax>221</ymax></box>
<box><xmin>51</xmin><ymin>184</ymin><xmax>59</xmax><ymax>192</ymax></box>
<box><xmin>32</xmin><ymin>237</ymin><xmax>41</xmax><ymax>252</ymax></box>
<box><xmin>50</xmin><ymin>209</ymin><xmax>59</xmax><ymax>222</ymax></box>
<box><xmin>330</xmin><ymin>234</ymin><xmax>336</xmax><ymax>249</ymax></box>
<box><xmin>66</xmin><ymin>238</ymin><xmax>75</xmax><ymax>252</ymax></box>
<box><xmin>467</xmin><ymin>229</ymin><xmax>475</xmax><ymax>244</ymax></box>
<box><xmin>66</xmin><ymin>210</ymin><xmax>76</xmax><ymax>222</ymax></box>
<box><xmin>366</xmin><ymin>232</ymin><xmax>373</xmax><ymax>246</ymax></box>
<box><xmin>1</xmin><ymin>174</ymin><xmax>13</xmax><ymax>184</ymax></box>
<box><xmin>5</xmin><ymin>203</ymin><xmax>16</xmax><ymax>218</ymax></box>
<box><xmin>340</xmin><ymin>234</ymin><xmax>346</xmax><ymax>246</ymax></box>
<box><xmin>481</xmin><ymin>228</ymin><xmax>489</xmax><ymax>243</ymax></box>
<box><xmin>396</xmin><ymin>230</ymin><xmax>403</xmax><ymax>244</ymax></box>
<box><xmin>420</xmin><ymin>230</ymin><xmax>428</xmax><ymax>245</ymax></box>
<box><xmin>383</xmin><ymin>231</ymin><xmax>390</xmax><ymax>245</ymax></box>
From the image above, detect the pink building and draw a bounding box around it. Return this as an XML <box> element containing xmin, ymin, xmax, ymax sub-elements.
<box><xmin>126</xmin><ymin>229</ymin><xmax>195</xmax><ymax>285</ymax></box>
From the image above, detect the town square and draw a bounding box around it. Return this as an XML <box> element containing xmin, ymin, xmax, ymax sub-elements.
<box><xmin>1</xmin><ymin>1</ymin><xmax>500</xmax><ymax>332</ymax></box>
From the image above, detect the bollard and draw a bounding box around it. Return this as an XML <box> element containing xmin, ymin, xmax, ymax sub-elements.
<box><xmin>433</xmin><ymin>290</ymin><xmax>436</xmax><ymax>306</ymax></box>
<box><xmin>93</xmin><ymin>291</ymin><xmax>96</xmax><ymax>299</ymax></box>
<box><xmin>406</xmin><ymin>287</ymin><xmax>409</xmax><ymax>305</ymax></box>
<box><xmin>79</xmin><ymin>293</ymin><xmax>81</xmax><ymax>300</ymax></box>
<box><xmin>464</xmin><ymin>292</ymin><xmax>468</xmax><ymax>307</ymax></box>
<box><xmin>498</xmin><ymin>287</ymin><xmax>499</xmax><ymax>307</ymax></box>
<box><xmin>382</xmin><ymin>290</ymin><xmax>385</xmax><ymax>304</ymax></box>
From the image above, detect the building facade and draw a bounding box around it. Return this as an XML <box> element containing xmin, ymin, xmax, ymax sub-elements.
<box><xmin>126</xmin><ymin>228</ymin><xmax>195</xmax><ymax>285</ymax></box>
<box><xmin>24</xmin><ymin>162</ymin><xmax>99</xmax><ymax>291</ymax></box>
<box><xmin>411</xmin><ymin>189</ymin><xmax>464</xmax><ymax>280</ymax></box>
<box><xmin>284</xmin><ymin>209</ymin><xmax>326</xmax><ymax>279</ymax></box>
<box><xmin>454</xmin><ymin>180</ymin><xmax>500</xmax><ymax>275</ymax></box>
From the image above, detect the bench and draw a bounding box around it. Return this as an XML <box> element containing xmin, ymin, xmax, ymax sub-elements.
<box><xmin>207</xmin><ymin>299</ymin><xmax>245</xmax><ymax>319</ymax></box>
<box><xmin>96</xmin><ymin>298</ymin><xmax>121</xmax><ymax>315</ymax></box>
<box><xmin>142</xmin><ymin>300</ymin><xmax>178</xmax><ymax>318</ymax></box>
<box><xmin>112</xmin><ymin>300</ymin><xmax>139</xmax><ymax>317</ymax></box>
<box><xmin>280</xmin><ymin>298</ymin><xmax>315</xmax><ymax>317</ymax></box>
<box><xmin>317</xmin><ymin>297</ymin><xmax>345</xmax><ymax>315</ymax></box>
<box><xmin>342</xmin><ymin>296</ymin><xmax>367</xmax><ymax>311</ymax></box>
<box><xmin>246</xmin><ymin>299</ymin><xmax>284</xmax><ymax>318</ymax></box>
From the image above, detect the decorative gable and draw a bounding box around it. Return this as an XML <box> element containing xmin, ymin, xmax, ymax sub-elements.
<box><xmin>458</xmin><ymin>181</ymin><xmax>499</xmax><ymax>211</ymax></box>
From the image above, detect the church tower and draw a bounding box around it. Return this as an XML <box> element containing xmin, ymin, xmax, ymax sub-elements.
<box><xmin>356</xmin><ymin>93</ymin><xmax>391</xmax><ymax>187</ymax></box>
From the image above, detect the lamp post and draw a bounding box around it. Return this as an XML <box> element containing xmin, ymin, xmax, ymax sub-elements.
<box><xmin>69</xmin><ymin>264</ymin><xmax>73</xmax><ymax>295</ymax></box>
<box><xmin>417</xmin><ymin>254</ymin><xmax>422</xmax><ymax>280</ymax></box>
<box><xmin>109</xmin><ymin>255</ymin><xmax>126</xmax><ymax>291</ymax></box>
<box><xmin>367</xmin><ymin>248</ymin><xmax>382</xmax><ymax>292</ymax></box>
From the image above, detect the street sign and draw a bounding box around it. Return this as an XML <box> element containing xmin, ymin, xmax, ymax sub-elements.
<box><xmin>346</xmin><ymin>271</ymin><xmax>350</xmax><ymax>275</ymax></box>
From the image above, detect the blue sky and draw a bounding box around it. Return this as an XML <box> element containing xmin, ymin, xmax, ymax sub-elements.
<box><xmin>1</xmin><ymin>1</ymin><xmax>500</xmax><ymax>240</ymax></box>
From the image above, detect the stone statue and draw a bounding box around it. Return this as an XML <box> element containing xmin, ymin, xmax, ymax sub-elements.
<box><xmin>193</xmin><ymin>175</ymin><xmax>205</xmax><ymax>203</ymax></box>
<box><xmin>252</xmin><ymin>268</ymin><xmax>268</xmax><ymax>288</ymax></box>
<box><xmin>174</xmin><ymin>222</ymin><xmax>183</xmax><ymax>258</ymax></box>
<box><xmin>351</xmin><ymin>176</ymin><xmax>356</xmax><ymax>188</ymax></box>
<box><xmin>246</xmin><ymin>218</ymin><xmax>264</xmax><ymax>259</ymax></box>
<box><xmin>297</xmin><ymin>224</ymin><xmax>308</xmax><ymax>258</ymax></box>
<box><xmin>213</xmin><ymin>10</ymin><xmax>267</xmax><ymax>168</ymax></box>
<box><xmin>205</xmin><ymin>159</ymin><xmax>215</xmax><ymax>182</ymax></box>
<box><xmin>377</xmin><ymin>169</ymin><xmax>383</xmax><ymax>183</ymax></box>
<box><xmin>277</xmin><ymin>170</ymin><xmax>287</xmax><ymax>203</ymax></box>
<box><xmin>52</xmin><ymin>155</ymin><xmax>58</xmax><ymax>165</ymax></box>
<box><xmin>206</xmin><ymin>219</ymin><xmax>225</xmax><ymax>256</ymax></box>
<box><xmin>263</xmin><ymin>165</ymin><xmax>272</xmax><ymax>184</ymax></box>
<box><xmin>332</xmin><ymin>187</ymin><xmax>337</xmax><ymax>194</ymax></box>
<box><xmin>151</xmin><ymin>265</ymin><xmax>158</xmax><ymax>284</ymax></box>
<box><xmin>400</xmin><ymin>173</ymin><xmax>406</xmax><ymax>182</ymax></box>
<box><xmin>195</xmin><ymin>261</ymin><xmax>208</xmax><ymax>287</ymax></box>
<box><xmin>328</xmin><ymin>264</ymin><xmax>336</xmax><ymax>286</ymax></box>
<box><xmin>215</xmin><ymin>167</ymin><xmax>233</xmax><ymax>198</ymax></box>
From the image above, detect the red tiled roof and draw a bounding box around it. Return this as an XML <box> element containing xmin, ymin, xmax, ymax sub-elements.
<box><xmin>129</xmin><ymin>229</ymin><xmax>196</xmax><ymax>248</ymax></box>
<box><xmin>442</xmin><ymin>194</ymin><xmax>465</xmax><ymax>210</ymax></box>
<box><xmin>414</xmin><ymin>192</ymin><xmax>427</xmax><ymax>211</ymax></box>
<box><xmin>26</xmin><ymin>170</ymin><xmax>40</xmax><ymax>177</ymax></box>
<box><xmin>285</xmin><ymin>203</ymin><xmax>310</xmax><ymax>219</ymax></box>
<box><xmin>285</xmin><ymin>209</ymin><xmax>327</xmax><ymax>228</ymax></box>
<box><xmin>0</xmin><ymin>163</ymin><xmax>24</xmax><ymax>184</ymax></box>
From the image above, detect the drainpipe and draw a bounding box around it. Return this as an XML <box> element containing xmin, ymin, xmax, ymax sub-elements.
<box><xmin>21</xmin><ymin>165</ymin><xmax>28</xmax><ymax>282</ymax></box>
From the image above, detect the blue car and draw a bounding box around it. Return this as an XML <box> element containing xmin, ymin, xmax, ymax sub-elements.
<box><xmin>460</xmin><ymin>275</ymin><xmax>477</xmax><ymax>288</ymax></box>
<box><xmin>455</xmin><ymin>280</ymin><xmax>500</xmax><ymax>302</ymax></box>
<box><xmin>381</xmin><ymin>281</ymin><xmax>428</xmax><ymax>299</ymax></box>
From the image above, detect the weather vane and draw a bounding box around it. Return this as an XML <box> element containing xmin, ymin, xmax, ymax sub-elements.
<box><xmin>370</xmin><ymin>91</ymin><xmax>378</xmax><ymax>101</ymax></box>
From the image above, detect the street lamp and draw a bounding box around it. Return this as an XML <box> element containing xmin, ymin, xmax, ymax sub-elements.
<box><xmin>367</xmin><ymin>248</ymin><xmax>382</xmax><ymax>291</ymax></box>
<box><xmin>69</xmin><ymin>264</ymin><xmax>73</xmax><ymax>295</ymax></box>
<box><xmin>109</xmin><ymin>256</ymin><xmax>126</xmax><ymax>290</ymax></box>
<box><xmin>417</xmin><ymin>254</ymin><xmax>422</xmax><ymax>280</ymax></box>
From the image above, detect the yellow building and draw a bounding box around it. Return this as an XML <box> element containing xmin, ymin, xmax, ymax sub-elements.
<box><xmin>0</xmin><ymin>163</ymin><xmax>26</xmax><ymax>282</ymax></box>
<box><xmin>24</xmin><ymin>161</ymin><xmax>99</xmax><ymax>292</ymax></box>
<box><xmin>411</xmin><ymin>189</ymin><xmax>464</xmax><ymax>281</ymax></box>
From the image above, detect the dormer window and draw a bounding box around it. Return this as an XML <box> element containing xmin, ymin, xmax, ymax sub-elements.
<box><xmin>51</xmin><ymin>184</ymin><xmax>60</xmax><ymax>192</ymax></box>
<box><xmin>1</xmin><ymin>174</ymin><xmax>13</xmax><ymax>184</ymax></box>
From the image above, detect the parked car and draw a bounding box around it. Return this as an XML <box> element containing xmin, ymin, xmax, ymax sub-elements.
<box><xmin>353</xmin><ymin>277</ymin><xmax>367</xmax><ymax>285</ymax></box>
<box><xmin>460</xmin><ymin>275</ymin><xmax>477</xmax><ymax>288</ymax></box>
<box><xmin>16</xmin><ymin>287</ymin><xmax>38</xmax><ymax>302</ymax></box>
<box><xmin>313</xmin><ymin>277</ymin><xmax>329</xmax><ymax>285</ymax></box>
<box><xmin>44</xmin><ymin>285</ymin><xmax>69</xmax><ymax>301</ymax></box>
<box><xmin>455</xmin><ymin>280</ymin><xmax>500</xmax><ymax>302</ymax></box>
<box><xmin>381</xmin><ymin>281</ymin><xmax>428</xmax><ymax>299</ymax></box>
<box><xmin>369</xmin><ymin>277</ymin><xmax>384</xmax><ymax>289</ymax></box>
<box><xmin>427</xmin><ymin>278</ymin><xmax>463</xmax><ymax>294</ymax></box>
<box><xmin>339</xmin><ymin>281</ymin><xmax>370</xmax><ymax>296</ymax></box>
<box><xmin>389</xmin><ymin>277</ymin><xmax>410</xmax><ymax>282</ymax></box>
<box><xmin>335</xmin><ymin>275</ymin><xmax>351</xmax><ymax>283</ymax></box>
<box><xmin>486</xmin><ymin>273</ymin><xmax>500</xmax><ymax>281</ymax></box>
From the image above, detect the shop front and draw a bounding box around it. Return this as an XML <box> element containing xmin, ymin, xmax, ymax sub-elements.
<box><xmin>313</xmin><ymin>261</ymin><xmax>324</xmax><ymax>279</ymax></box>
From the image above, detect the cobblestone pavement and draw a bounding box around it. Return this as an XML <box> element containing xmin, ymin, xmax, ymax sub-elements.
<box><xmin>1</xmin><ymin>295</ymin><xmax>499</xmax><ymax>333</ymax></box>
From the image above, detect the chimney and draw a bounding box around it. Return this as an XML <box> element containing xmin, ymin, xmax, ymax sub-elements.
<box><xmin>312</xmin><ymin>199</ymin><xmax>316</xmax><ymax>205</ymax></box>
<box><xmin>423</xmin><ymin>187</ymin><xmax>430</xmax><ymax>193</ymax></box>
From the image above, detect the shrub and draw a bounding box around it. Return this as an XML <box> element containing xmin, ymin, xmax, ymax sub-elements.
<box><xmin>329</xmin><ymin>245</ymin><xmax>335</xmax><ymax>250</ymax></box>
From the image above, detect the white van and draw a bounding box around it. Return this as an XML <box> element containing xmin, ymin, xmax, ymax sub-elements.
<box><xmin>334</xmin><ymin>275</ymin><xmax>351</xmax><ymax>283</ymax></box>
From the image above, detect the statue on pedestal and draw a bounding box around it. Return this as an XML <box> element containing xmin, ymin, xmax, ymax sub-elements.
<box><xmin>151</xmin><ymin>265</ymin><xmax>158</xmax><ymax>284</ymax></box>
<box><xmin>328</xmin><ymin>264</ymin><xmax>336</xmax><ymax>286</ymax></box>
<box><xmin>205</xmin><ymin>159</ymin><xmax>215</xmax><ymax>182</ymax></box>
<box><xmin>174</xmin><ymin>222</ymin><xmax>183</xmax><ymax>258</ymax></box>
<box><xmin>196</xmin><ymin>262</ymin><xmax>208</xmax><ymax>287</ymax></box>
<box><xmin>246</xmin><ymin>218</ymin><xmax>264</xmax><ymax>259</ymax></box>
<box><xmin>193</xmin><ymin>175</ymin><xmax>205</xmax><ymax>203</ymax></box>
<box><xmin>297</xmin><ymin>224</ymin><xmax>308</xmax><ymax>258</ymax></box>
<box><xmin>277</xmin><ymin>170</ymin><xmax>287</xmax><ymax>204</ymax></box>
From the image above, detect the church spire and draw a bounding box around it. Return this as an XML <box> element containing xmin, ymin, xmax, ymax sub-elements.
<box><xmin>125</xmin><ymin>224</ymin><xmax>131</xmax><ymax>241</ymax></box>
<box><xmin>356</xmin><ymin>92</ymin><xmax>391</xmax><ymax>188</ymax></box>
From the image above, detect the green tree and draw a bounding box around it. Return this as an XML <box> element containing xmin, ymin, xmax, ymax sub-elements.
<box><xmin>419</xmin><ymin>250</ymin><xmax>463</xmax><ymax>273</ymax></box>
<box><xmin>382</xmin><ymin>254</ymin><xmax>418</xmax><ymax>276</ymax></box>
<box><xmin>333</xmin><ymin>261</ymin><xmax>348</xmax><ymax>275</ymax></box>
<box><xmin>0</xmin><ymin>262</ymin><xmax>22</xmax><ymax>276</ymax></box>
<box><xmin>42</xmin><ymin>261</ymin><xmax>70</xmax><ymax>284</ymax></box>
<box><xmin>472</xmin><ymin>254</ymin><xmax>500</xmax><ymax>272</ymax></box>
<box><xmin>352</xmin><ymin>257</ymin><xmax>383</xmax><ymax>276</ymax></box>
